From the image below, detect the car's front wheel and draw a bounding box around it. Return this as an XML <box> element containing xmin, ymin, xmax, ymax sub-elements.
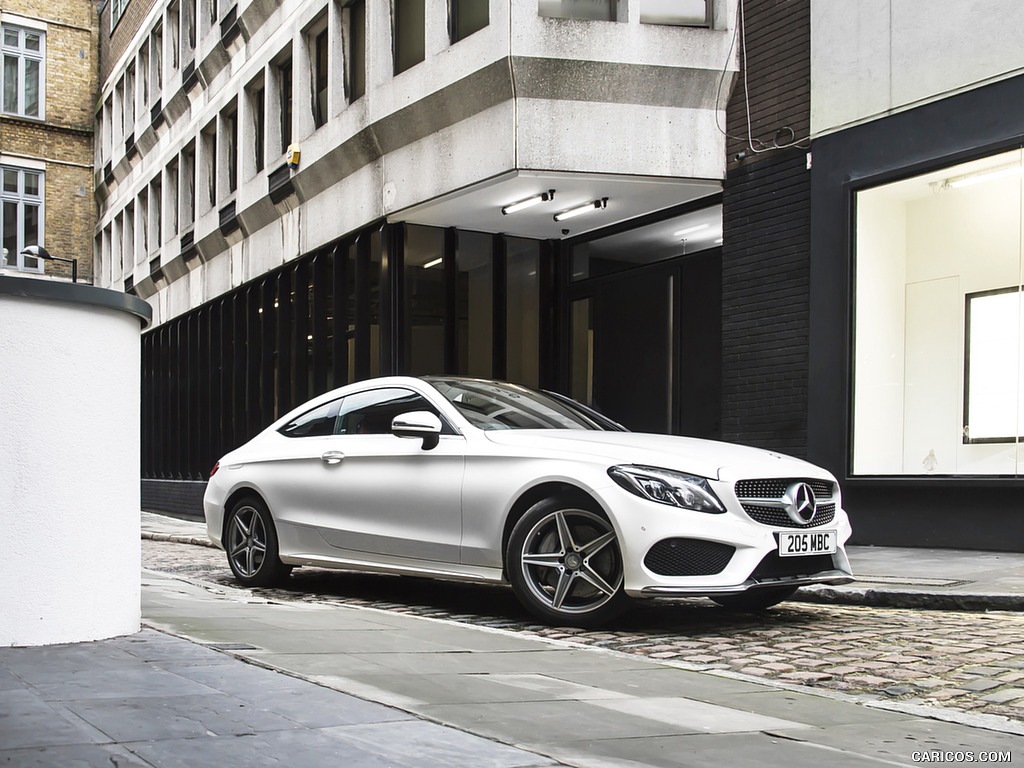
<box><xmin>507</xmin><ymin>497</ymin><xmax>629</xmax><ymax>628</ymax></box>
<box><xmin>225</xmin><ymin>496</ymin><xmax>292</xmax><ymax>587</ymax></box>
<box><xmin>710</xmin><ymin>585</ymin><xmax>797</xmax><ymax>611</ymax></box>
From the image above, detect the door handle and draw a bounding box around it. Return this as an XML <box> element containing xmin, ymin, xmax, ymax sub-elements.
<box><xmin>321</xmin><ymin>451</ymin><xmax>345</xmax><ymax>465</ymax></box>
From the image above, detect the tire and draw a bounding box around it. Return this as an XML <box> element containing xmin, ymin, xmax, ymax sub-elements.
<box><xmin>507</xmin><ymin>496</ymin><xmax>630</xmax><ymax>628</ymax></box>
<box><xmin>224</xmin><ymin>496</ymin><xmax>292</xmax><ymax>587</ymax></box>
<box><xmin>711</xmin><ymin>586</ymin><xmax>798</xmax><ymax>612</ymax></box>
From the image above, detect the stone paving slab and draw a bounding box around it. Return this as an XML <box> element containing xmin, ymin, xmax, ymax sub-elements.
<box><xmin>142</xmin><ymin>538</ymin><xmax>1024</xmax><ymax>726</ymax></box>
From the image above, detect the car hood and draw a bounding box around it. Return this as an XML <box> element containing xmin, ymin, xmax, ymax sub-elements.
<box><xmin>481</xmin><ymin>429</ymin><xmax>830</xmax><ymax>482</ymax></box>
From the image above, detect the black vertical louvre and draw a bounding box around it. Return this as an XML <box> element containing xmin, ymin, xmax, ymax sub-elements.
<box><xmin>231</xmin><ymin>291</ymin><xmax>248</xmax><ymax>450</ymax></box>
<box><xmin>353</xmin><ymin>234</ymin><xmax>371</xmax><ymax>379</ymax></box>
<box><xmin>210</xmin><ymin>299</ymin><xmax>225</xmax><ymax>469</ymax></box>
<box><xmin>195</xmin><ymin>306</ymin><xmax>210</xmax><ymax>478</ymax></box>
<box><xmin>260</xmin><ymin>279</ymin><xmax>277</xmax><ymax>422</ymax></box>
<box><xmin>292</xmin><ymin>260</ymin><xmax>311</xmax><ymax>405</ymax></box>
<box><xmin>311</xmin><ymin>252</ymin><xmax>330</xmax><ymax>396</ymax></box>
<box><xmin>443</xmin><ymin>227</ymin><xmax>458</xmax><ymax>373</ymax></box>
<box><xmin>276</xmin><ymin>267</ymin><xmax>294</xmax><ymax>414</ymax></box>
<box><xmin>331</xmin><ymin>242</ymin><xmax>349</xmax><ymax>388</ymax></box>
<box><xmin>246</xmin><ymin>285</ymin><xmax>263</xmax><ymax>442</ymax></box>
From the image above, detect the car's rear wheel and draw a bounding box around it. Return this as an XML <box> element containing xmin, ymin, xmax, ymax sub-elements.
<box><xmin>225</xmin><ymin>497</ymin><xmax>292</xmax><ymax>587</ymax></box>
<box><xmin>507</xmin><ymin>497</ymin><xmax>629</xmax><ymax>628</ymax></box>
<box><xmin>710</xmin><ymin>585</ymin><xmax>797</xmax><ymax>611</ymax></box>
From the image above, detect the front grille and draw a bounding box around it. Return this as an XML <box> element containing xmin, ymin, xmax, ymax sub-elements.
<box><xmin>734</xmin><ymin>479</ymin><xmax>834</xmax><ymax>499</ymax></box>
<box><xmin>644</xmin><ymin>538</ymin><xmax>735</xmax><ymax>577</ymax></box>
<box><xmin>734</xmin><ymin>478</ymin><xmax>836</xmax><ymax>529</ymax></box>
<box><xmin>743</xmin><ymin>503</ymin><xmax>836</xmax><ymax>529</ymax></box>
<box><xmin>750</xmin><ymin>552</ymin><xmax>835</xmax><ymax>581</ymax></box>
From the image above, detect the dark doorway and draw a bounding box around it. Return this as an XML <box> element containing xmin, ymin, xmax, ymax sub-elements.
<box><xmin>569</xmin><ymin>251</ymin><xmax>721</xmax><ymax>437</ymax></box>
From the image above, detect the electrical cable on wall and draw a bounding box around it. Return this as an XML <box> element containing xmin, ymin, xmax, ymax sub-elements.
<box><xmin>716</xmin><ymin>0</ymin><xmax>810</xmax><ymax>155</ymax></box>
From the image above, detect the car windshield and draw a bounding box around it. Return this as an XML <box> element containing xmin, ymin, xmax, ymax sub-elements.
<box><xmin>425</xmin><ymin>377</ymin><xmax>609</xmax><ymax>431</ymax></box>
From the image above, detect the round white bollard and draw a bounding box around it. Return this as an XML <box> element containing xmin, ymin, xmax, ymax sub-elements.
<box><xmin>0</xmin><ymin>277</ymin><xmax>152</xmax><ymax>646</ymax></box>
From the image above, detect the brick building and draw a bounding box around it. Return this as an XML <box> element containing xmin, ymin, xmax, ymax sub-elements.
<box><xmin>1</xmin><ymin>0</ymin><xmax>97</xmax><ymax>282</ymax></box>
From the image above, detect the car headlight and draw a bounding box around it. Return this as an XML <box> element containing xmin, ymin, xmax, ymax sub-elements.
<box><xmin>608</xmin><ymin>465</ymin><xmax>725</xmax><ymax>514</ymax></box>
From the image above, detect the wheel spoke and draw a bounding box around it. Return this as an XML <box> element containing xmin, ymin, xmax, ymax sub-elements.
<box><xmin>579</xmin><ymin>530</ymin><xmax>616</xmax><ymax>559</ymax></box>
<box><xmin>233</xmin><ymin>514</ymin><xmax>251</xmax><ymax>537</ymax></box>
<box><xmin>521</xmin><ymin>551</ymin><xmax>564</xmax><ymax>569</ymax></box>
<box><xmin>550</xmin><ymin>569</ymin><xmax>576</xmax><ymax>609</ymax></box>
<box><xmin>578</xmin><ymin>563</ymin><xmax>620</xmax><ymax>598</ymax></box>
<box><xmin>554</xmin><ymin>511</ymin><xmax>577</xmax><ymax>552</ymax></box>
<box><xmin>228</xmin><ymin>541</ymin><xmax>247</xmax><ymax>558</ymax></box>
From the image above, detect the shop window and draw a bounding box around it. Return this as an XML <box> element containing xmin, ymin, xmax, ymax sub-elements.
<box><xmin>639</xmin><ymin>0</ymin><xmax>710</xmax><ymax>26</ymax></box>
<box><xmin>450</xmin><ymin>0</ymin><xmax>488</xmax><ymax>42</ymax></box>
<box><xmin>394</xmin><ymin>0</ymin><xmax>425</xmax><ymax>74</ymax></box>
<box><xmin>457</xmin><ymin>231</ymin><xmax>493</xmax><ymax>378</ymax></box>
<box><xmin>506</xmin><ymin>238</ymin><xmax>540</xmax><ymax>386</ymax></box>
<box><xmin>539</xmin><ymin>0</ymin><xmax>618</xmax><ymax>21</ymax></box>
<box><xmin>404</xmin><ymin>225</ymin><xmax>446</xmax><ymax>375</ymax></box>
<box><xmin>345</xmin><ymin>1</ymin><xmax>365</xmax><ymax>101</ymax></box>
<box><xmin>1</xmin><ymin>166</ymin><xmax>43</xmax><ymax>273</ymax></box>
<box><xmin>2</xmin><ymin>25</ymin><xmax>44</xmax><ymax>119</ymax></box>
<box><xmin>852</xmin><ymin>149</ymin><xmax>1024</xmax><ymax>476</ymax></box>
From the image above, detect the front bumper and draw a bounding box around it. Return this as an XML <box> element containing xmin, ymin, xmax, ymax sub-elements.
<box><xmin>601</xmin><ymin>480</ymin><xmax>855</xmax><ymax>600</ymax></box>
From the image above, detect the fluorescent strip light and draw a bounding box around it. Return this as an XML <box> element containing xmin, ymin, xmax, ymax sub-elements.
<box><xmin>501</xmin><ymin>190</ymin><xmax>555</xmax><ymax>216</ymax></box>
<box><xmin>423</xmin><ymin>257</ymin><xmax>443</xmax><ymax>269</ymax></box>
<box><xmin>673</xmin><ymin>223</ymin><xmax>709</xmax><ymax>238</ymax></box>
<box><xmin>553</xmin><ymin>198</ymin><xmax>607</xmax><ymax>222</ymax></box>
<box><xmin>946</xmin><ymin>164</ymin><xmax>1024</xmax><ymax>189</ymax></box>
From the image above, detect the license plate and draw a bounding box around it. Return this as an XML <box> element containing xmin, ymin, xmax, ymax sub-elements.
<box><xmin>778</xmin><ymin>530</ymin><xmax>837</xmax><ymax>557</ymax></box>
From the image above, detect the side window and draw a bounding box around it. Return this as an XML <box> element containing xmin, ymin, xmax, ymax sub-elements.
<box><xmin>278</xmin><ymin>398</ymin><xmax>342</xmax><ymax>437</ymax></box>
<box><xmin>337</xmin><ymin>387</ymin><xmax>441</xmax><ymax>435</ymax></box>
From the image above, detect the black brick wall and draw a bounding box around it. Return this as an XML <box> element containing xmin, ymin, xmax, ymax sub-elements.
<box><xmin>721</xmin><ymin>152</ymin><xmax>810</xmax><ymax>456</ymax></box>
<box><xmin>720</xmin><ymin>0</ymin><xmax>811</xmax><ymax>458</ymax></box>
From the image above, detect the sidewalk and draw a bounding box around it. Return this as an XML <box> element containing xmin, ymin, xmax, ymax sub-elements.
<box><xmin>3</xmin><ymin>513</ymin><xmax>1024</xmax><ymax>767</ymax></box>
<box><xmin>142</xmin><ymin>511</ymin><xmax>1024</xmax><ymax>611</ymax></box>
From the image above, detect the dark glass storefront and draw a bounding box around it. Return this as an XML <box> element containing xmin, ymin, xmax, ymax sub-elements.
<box><xmin>140</xmin><ymin>205</ymin><xmax>723</xmax><ymax>515</ymax></box>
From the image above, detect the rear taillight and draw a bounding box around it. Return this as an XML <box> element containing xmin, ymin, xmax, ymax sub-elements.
<box><xmin>209</xmin><ymin>461</ymin><xmax>220</xmax><ymax>478</ymax></box>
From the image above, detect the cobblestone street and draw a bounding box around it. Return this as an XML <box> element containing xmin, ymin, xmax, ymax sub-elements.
<box><xmin>144</xmin><ymin>538</ymin><xmax>1024</xmax><ymax>727</ymax></box>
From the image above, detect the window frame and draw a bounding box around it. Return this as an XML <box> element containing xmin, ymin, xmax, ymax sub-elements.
<box><xmin>111</xmin><ymin>0</ymin><xmax>131</xmax><ymax>31</ymax></box>
<box><xmin>393</xmin><ymin>0</ymin><xmax>425</xmax><ymax>75</ymax></box>
<box><xmin>1</xmin><ymin>165</ymin><xmax>45</xmax><ymax>273</ymax></box>
<box><xmin>449</xmin><ymin>0</ymin><xmax>488</xmax><ymax>43</ymax></box>
<box><xmin>963</xmin><ymin>286</ymin><xmax>1024</xmax><ymax>444</ymax></box>
<box><xmin>1</xmin><ymin>24</ymin><xmax>46</xmax><ymax>120</ymax></box>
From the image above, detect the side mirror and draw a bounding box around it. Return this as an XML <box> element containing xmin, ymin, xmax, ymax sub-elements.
<box><xmin>391</xmin><ymin>411</ymin><xmax>442</xmax><ymax>450</ymax></box>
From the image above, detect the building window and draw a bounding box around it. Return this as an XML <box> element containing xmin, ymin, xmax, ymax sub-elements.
<box><xmin>180</xmin><ymin>142</ymin><xmax>195</xmax><ymax>228</ymax></box>
<box><xmin>150</xmin><ymin>26</ymin><xmax>163</xmax><ymax>103</ymax></box>
<box><xmin>394</xmin><ymin>0</ymin><xmax>425</xmax><ymax>75</ymax></box>
<box><xmin>639</xmin><ymin>0</ymin><xmax>710</xmax><ymax>26</ymax></box>
<box><xmin>2</xmin><ymin>25</ymin><xmax>45</xmax><ymax>119</ymax></box>
<box><xmin>278</xmin><ymin>58</ymin><xmax>293</xmax><ymax>154</ymax></box>
<box><xmin>222</xmin><ymin>106</ymin><xmax>237</xmax><ymax>194</ymax></box>
<box><xmin>138</xmin><ymin>42</ymin><xmax>149</xmax><ymax>111</ymax></box>
<box><xmin>1</xmin><ymin>167</ymin><xmax>43</xmax><ymax>272</ymax></box>
<box><xmin>137</xmin><ymin>192</ymin><xmax>148</xmax><ymax>258</ymax></box>
<box><xmin>252</xmin><ymin>84</ymin><xmax>265</xmax><ymax>172</ymax></box>
<box><xmin>111</xmin><ymin>0</ymin><xmax>131</xmax><ymax>30</ymax></box>
<box><xmin>852</xmin><ymin>148</ymin><xmax>1024</xmax><ymax>476</ymax></box>
<box><xmin>167</xmin><ymin>1</ymin><xmax>180</xmax><ymax>71</ymax></box>
<box><xmin>538</xmin><ymin>0</ymin><xmax>617</xmax><ymax>21</ymax></box>
<box><xmin>149</xmin><ymin>178</ymin><xmax>162</xmax><ymax>251</ymax></box>
<box><xmin>202</xmin><ymin>121</ymin><xmax>217</xmax><ymax>208</ymax></box>
<box><xmin>345</xmin><ymin>1</ymin><xmax>365</xmax><ymax>101</ymax></box>
<box><xmin>450</xmin><ymin>0</ymin><xmax>488</xmax><ymax>42</ymax></box>
<box><xmin>166</xmin><ymin>159</ymin><xmax>179</xmax><ymax>236</ymax></box>
<box><xmin>124</xmin><ymin>63</ymin><xmax>136</xmax><ymax>136</ymax></box>
<box><xmin>312</xmin><ymin>27</ymin><xmax>329</xmax><ymax>129</ymax></box>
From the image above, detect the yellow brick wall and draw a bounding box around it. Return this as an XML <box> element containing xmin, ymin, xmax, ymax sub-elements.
<box><xmin>1</xmin><ymin>0</ymin><xmax>98</xmax><ymax>281</ymax></box>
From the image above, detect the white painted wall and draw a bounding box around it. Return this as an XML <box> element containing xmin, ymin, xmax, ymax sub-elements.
<box><xmin>811</xmin><ymin>0</ymin><xmax>1024</xmax><ymax>136</ymax></box>
<box><xmin>0</xmin><ymin>291</ymin><xmax>142</xmax><ymax>646</ymax></box>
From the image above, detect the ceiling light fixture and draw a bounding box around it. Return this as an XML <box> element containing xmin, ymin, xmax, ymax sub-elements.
<box><xmin>673</xmin><ymin>223</ymin><xmax>709</xmax><ymax>238</ymax></box>
<box><xmin>942</xmin><ymin>163</ymin><xmax>1024</xmax><ymax>190</ymax></box>
<box><xmin>423</xmin><ymin>257</ymin><xmax>443</xmax><ymax>269</ymax></box>
<box><xmin>553</xmin><ymin>198</ymin><xmax>607</xmax><ymax>222</ymax></box>
<box><xmin>501</xmin><ymin>190</ymin><xmax>555</xmax><ymax>215</ymax></box>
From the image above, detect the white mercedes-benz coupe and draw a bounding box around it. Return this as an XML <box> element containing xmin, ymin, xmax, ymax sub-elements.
<box><xmin>204</xmin><ymin>376</ymin><xmax>853</xmax><ymax>626</ymax></box>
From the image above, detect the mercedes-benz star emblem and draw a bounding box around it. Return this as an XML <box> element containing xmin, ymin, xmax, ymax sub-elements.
<box><xmin>783</xmin><ymin>482</ymin><xmax>817</xmax><ymax>525</ymax></box>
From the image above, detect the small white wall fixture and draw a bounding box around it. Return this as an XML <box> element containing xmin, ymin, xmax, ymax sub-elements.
<box><xmin>0</xmin><ymin>277</ymin><xmax>152</xmax><ymax>646</ymax></box>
